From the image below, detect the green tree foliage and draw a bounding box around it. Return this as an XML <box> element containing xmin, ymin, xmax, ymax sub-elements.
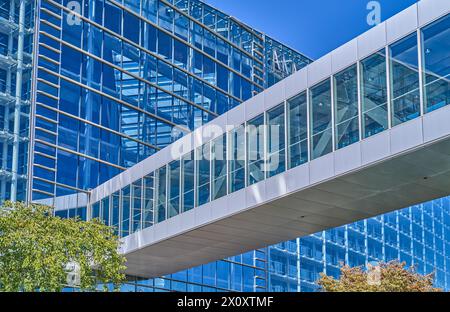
<box><xmin>317</xmin><ymin>261</ymin><xmax>442</xmax><ymax>292</ymax></box>
<box><xmin>0</xmin><ymin>201</ymin><xmax>126</xmax><ymax>292</ymax></box>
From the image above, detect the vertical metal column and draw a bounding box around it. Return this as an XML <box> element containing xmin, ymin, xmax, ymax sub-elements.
<box><xmin>0</xmin><ymin>0</ymin><xmax>15</xmax><ymax>199</ymax></box>
<box><xmin>10</xmin><ymin>0</ymin><xmax>25</xmax><ymax>201</ymax></box>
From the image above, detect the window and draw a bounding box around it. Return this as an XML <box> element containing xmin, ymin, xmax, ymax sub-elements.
<box><xmin>182</xmin><ymin>151</ymin><xmax>195</xmax><ymax>212</ymax></box>
<box><xmin>112</xmin><ymin>191</ymin><xmax>120</xmax><ymax>235</ymax></box>
<box><xmin>121</xmin><ymin>185</ymin><xmax>131</xmax><ymax>237</ymax></box>
<box><xmin>131</xmin><ymin>180</ymin><xmax>142</xmax><ymax>233</ymax></box>
<box><xmin>156</xmin><ymin>166</ymin><xmax>167</xmax><ymax>223</ymax></box>
<box><xmin>334</xmin><ymin>64</ymin><xmax>359</xmax><ymax>149</ymax></box>
<box><xmin>212</xmin><ymin>135</ymin><xmax>227</xmax><ymax>200</ymax></box>
<box><xmin>288</xmin><ymin>92</ymin><xmax>308</xmax><ymax>168</ymax></box>
<box><xmin>158</xmin><ymin>30</ymin><xmax>172</xmax><ymax>61</ymax></box>
<box><xmin>168</xmin><ymin>160</ymin><xmax>181</xmax><ymax>218</ymax></box>
<box><xmin>422</xmin><ymin>14</ymin><xmax>450</xmax><ymax>113</ymax></box>
<box><xmin>196</xmin><ymin>143</ymin><xmax>210</xmax><ymax>206</ymax></box>
<box><xmin>123</xmin><ymin>10</ymin><xmax>140</xmax><ymax>44</ymax></box>
<box><xmin>247</xmin><ymin>114</ymin><xmax>265</xmax><ymax>185</ymax></box>
<box><xmin>267</xmin><ymin>104</ymin><xmax>286</xmax><ymax>177</ymax></box>
<box><xmin>389</xmin><ymin>33</ymin><xmax>420</xmax><ymax>126</ymax></box>
<box><xmin>104</xmin><ymin>2</ymin><xmax>122</xmax><ymax>35</ymax></box>
<box><xmin>229</xmin><ymin>125</ymin><xmax>246</xmax><ymax>193</ymax></box>
<box><xmin>360</xmin><ymin>50</ymin><xmax>388</xmax><ymax>138</ymax></box>
<box><xmin>310</xmin><ymin>79</ymin><xmax>332</xmax><ymax>159</ymax></box>
<box><xmin>143</xmin><ymin>173</ymin><xmax>154</xmax><ymax>229</ymax></box>
<box><xmin>158</xmin><ymin>1</ymin><xmax>174</xmax><ymax>31</ymax></box>
<box><xmin>217</xmin><ymin>261</ymin><xmax>230</xmax><ymax>290</ymax></box>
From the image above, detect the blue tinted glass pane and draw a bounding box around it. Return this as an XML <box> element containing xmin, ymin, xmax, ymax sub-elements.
<box><xmin>121</xmin><ymin>185</ymin><xmax>131</xmax><ymax>237</ymax></box>
<box><xmin>247</xmin><ymin>114</ymin><xmax>265</xmax><ymax>185</ymax></box>
<box><xmin>267</xmin><ymin>104</ymin><xmax>285</xmax><ymax>177</ymax></box>
<box><xmin>168</xmin><ymin>160</ymin><xmax>180</xmax><ymax>218</ymax></box>
<box><xmin>104</xmin><ymin>3</ymin><xmax>122</xmax><ymax>34</ymax></box>
<box><xmin>229</xmin><ymin>125</ymin><xmax>245</xmax><ymax>193</ymax></box>
<box><xmin>310</xmin><ymin>79</ymin><xmax>332</xmax><ymax>159</ymax></box>
<box><xmin>143</xmin><ymin>174</ymin><xmax>154</xmax><ymax>228</ymax></box>
<box><xmin>196</xmin><ymin>143</ymin><xmax>210</xmax><ymax>206</ymax></box>
<box><xmin>182</xmin><ymin>151</ymin><xmax>195</xmax><ymax>212</ymax></box>
<box><xmin>132</xmin><ymin>180</ymin><xmax>142</xmax><ymax>232</ymax></box>
<box><xmin>360</xmin><ymin>50</ymin><xmax>388</xmax><ymax>138</ymax></box>
<box><xmin>288</xmin><ymin>92</ymin><xmax>308</xmax><ymax>168</ymax></box>
<box><xmin>390</xmin><ymin>33</ymin><xmax>420</xmax><ymax>125</ymax></box>
<box><xmin>212</xmin><ymin>135</ymin><xmax>227</xmax><ymax>201</ymax></box>
<box><xmin>156</xmin><ymin>167</ymin><xmax>167</xmax><ymax>223</ymax></box>
<box><xmin>422</xmin><ymin>14</ymin><xmax>450</xmax><ymax>113</ymax></box>
<box><xmin>334</xmin><ymin>64</ymin><xmax>359</xmax><ymax>149</ymax></box>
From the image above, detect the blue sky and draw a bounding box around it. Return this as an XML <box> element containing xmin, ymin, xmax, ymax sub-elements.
<box><xmin>204</xmin><ymin>0</ymin><xmax>419</xmax><ymax>60</ymax></box>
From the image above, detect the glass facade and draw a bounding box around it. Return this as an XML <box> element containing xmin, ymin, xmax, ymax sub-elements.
<box><xmin>0</xmin><ymin>0</ymin><xmax>35</xmax><ymax>203</ymax></box>
<box><xmin>87</xmin><ymin>12</ymin><xmax>450</xmax><ymax>292</ymax></box>
<box><xmin>1</xmin><ymin>0</ymin><xmax>449</xmax><ymax>293</ymax></box>
<box><xmin>28</xmin><ymin>0</ymin><xmax>311</xmax><ymax>207</ymax></box>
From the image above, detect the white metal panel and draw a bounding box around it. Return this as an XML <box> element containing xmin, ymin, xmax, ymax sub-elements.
<box><xmin>264</xmin><ymin>80</ymin><xmax>285</xmax><ymax>111</ymax></box>
<box><xmin>245</xmin><ymin>181</ymin><xmax>267</xmax><ymax>208</ymax></box>
<box><xmin>244</xmin><ymin>91</ymin><xmax>265</xmax><ymax>120</ymax></box>
<box><xmin>361</xmin><ymin>131</ymin><xmax>391</xmax><ymax>165</ymax></box>
<box><xmin>334</xmin><ymin>143</ymin><xmax>362</xmax><ymax>176</ymax></box>
<box><xmin>418</xmin><ymin>0</ymin><xmax>449</xmax><ymax>27</ymax></box>
<box><xmin>423</xmin><ymin>105</ymin><xmax>450</xmax><ymax>143</ymax></box>
<box><xmin>226</xmin><ymin>101</ymin><xmax>246</xmax><ymax>127</ymax></box>
<box><xmin>286</xmin><ymin>163</ymin><xmax>310</xmax><ymax>193</ymax></box>
<box><xmin>331</xmin><ymin>38</ymin><xmax>358</xmax><ymax>73</ymax></box>
<box><xmin>390</xmin><ymin>118</ymin><xmax>424</xmax><ymax>155</ymax></box>
<box><xmin>386</xmin><ymin>4</ymin><xmax>419</xmax><ymax>44</ymax></box>
<box><xmin>357</xmin><ymin>22</ymin><xmax>387</xmax><ymax>59</ymax></box>
<box><xmin>307</xmin><ymin>54</ymin><xmax>332</xmax><ymax>87</ymax></box>
<box><xmin>194</xmin><ymin>201</ymin><xmax>213</xmax><ymax>227</ymax></box>
<box><xmin>284</xmin><ymin>68</ymin><xmax>308</xmax><ymax>100</ymax></box>
<box><xmin>265</xmin><ymin>173</ymin><xmax>288</xmax><ymax>202</ymax></box>
<box><xmin>227</xmin><ymin>188</ymin><xmax>247</xmax><ymax>215</ymax></box>
<box><xmin>309</xmin><ymin>153</ymin><xmax>335</xmax><ymax>184</ymax></box>
<box><xmin>210</xmin><ymin>196</ymin><xmax>229</xmax><ymax>220</ymax></box>
<box><xmin>179</xmin><ymin>209</ymin><xmax>196</xmax><ymax>232</ymax></box>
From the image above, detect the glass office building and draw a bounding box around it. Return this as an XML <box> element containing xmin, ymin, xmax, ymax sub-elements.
<box><xmin>28</xmin><ymin>0</ymin><xmax>310</xmax><ymax>207</ymax></box>
<box><xmin>0</xmin><ymin>0</ymin><xmax>35</xmax><ymax>202</ymax></box>
<box><xmin>1</xmin><ymin>0</ymin><xmax>450</xmax><ymax>292</ymax></box>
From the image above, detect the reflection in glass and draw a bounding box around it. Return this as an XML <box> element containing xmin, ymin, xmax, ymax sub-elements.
<box><xmin>267</xmin><ymin>104</ymin><xmax>285</xmax><ymax>177</ymax></box>
<box><xmin>131</xmin><ymin>179</ymin><xmax>142</xmax><ymax>233</ymax></box>
<box><xmin>121</xmin><ymin>185</ymin><xmax>131</xmax><ymax>237</ymax></box>
<box><xmin>310</xmin><ymin>79</ymin><xmax>332</xmax><ymax>159</ymax></box>
<box><xmin>422</xmin><ymin>15</ymin><xmax>450</xmax><ymax>113</ymax></box>
<box><xmin>360</xmin><ymin>50</ymin><xmax>388</xmax><ymax>138</ymax></box>
<box><xmin>168</xmin><ymin>161</ymin><xmax>180</xmax><ymax>218</ymax></box>
<box><xmin>197</xmin><ymin>143</ymin><xmax>211</xmax><ymax>206</ymax></box>
<box><xmin>112</xmin><ymin>191</ymin><xmax>120</xmax><ymax>235</ymax></box>
<box><xmin>247</xmin><ymin>114</ymin><xmax>265</xmax><ymax>185</ymax></box>
<box><xmin>288</xmin><ymin>92</ymin><xmax>308</xmax><ymax>168</ymax></box>
<box><xmin>390</xmin><ymin>33</ymin><xmax>420</xmax><ymax>126</ymax></box>
<box><xmin>212</xmin><ymin>135</ymin><xmax>227</xmax><ymax>200</ymax></box>
<box><xmin>182</xmin><ymin>151</ymin><xmax>195</xmax><ymax>212</ymax></box>
<box><xmin>101</xmin><ymin>197</ymin><xmax>110</xmax><ymax>226</ymax></box>
<box><xmin>334</xmin><ymin>64</ymin><xmax>359</xmax><ymax>149</ymax></box>
<box><xmin>156</xmin><ymin>167</ymin><xmax>167</xmax><ymax>223</ymax></box>
<box><xmin>229</xmin><ymin>125</ymin><xmax>246</xmax><ymax>193</ymax></box>
<box><xmin>143</xmin><ymin>173</ymin><xmax>154</xmax><ymax>229</ymax></box>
